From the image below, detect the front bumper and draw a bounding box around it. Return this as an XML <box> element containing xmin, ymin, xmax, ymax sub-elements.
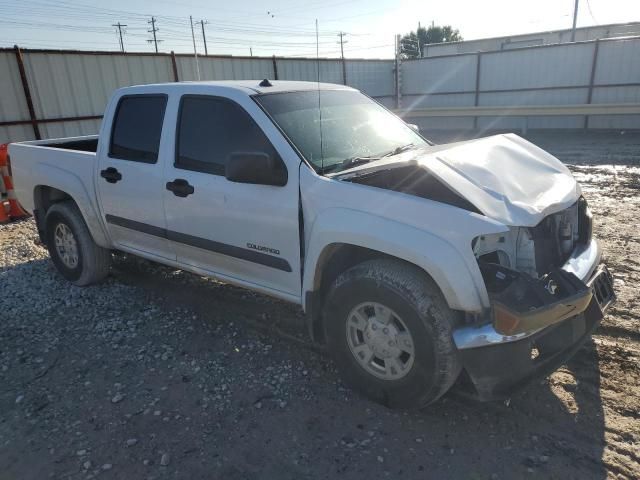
<box><xmin>457</xmin><ymin>293</ymin><xmax>607</xmax><ymax>400</ymax></box>
<box><xmin>451</xmin><ymin>240</ymin><xmax>615</xmax><ymax>400</ymax></box>
<box><xmin>454</xmin><ymin>239</ymin><xmax>603</xmax><ymax>349</ymax></box>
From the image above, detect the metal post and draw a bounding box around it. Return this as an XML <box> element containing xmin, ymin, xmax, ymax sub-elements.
<box><xmin>199</xmin><ymin>20</ymin><xmax>208</xmax><ymax>56</ymax></box>
<box><xmin>584</xmin><ymin>39</ymin><xmax>600</xmax><ymax>129</ymax></box>
<box><xmin>272</xmin><ymin>55</ymin><xmax>278</xmax><ymax>80</ymax></box>
<box><xmin>395</xmin><ymin>34</ymin><xmax>402</xmax><ymax>109</ymax></box>
<box><xmin>170</xmin><ymin>51</ymin><xmax>179</xmax><ymax>82</ymax></box>
<box><xmin>148</xmin><ymin>17</ymin><xmax>160</xmax><ymax>53</ymax></box>
<box><xmin>13</xmin><ymin>45</ymin><xmax>41</xmax><ymax>140</ymax></box>
<box><xmin>338</xmin><ymin>32</ymin><xmax>347</xmax><ymax>85</ymax></box>
<box><xmin>473</xmin><ymin>52</ymin><xmax>482</xmax><ymax>130</ymax></box>
<box><xmin>190</xmin><ymin>16</ymin><xmax>200</xmax><ymax>80</ymax></box>
<box><xmin>112</xmin><ymin>23</ymin><xmax>127</xmax><ymax>53</ymax></box>
<box><xmin>571</xmin><ymin>0</ymin><xmax>579</xmax><ymax>42</ymax></box>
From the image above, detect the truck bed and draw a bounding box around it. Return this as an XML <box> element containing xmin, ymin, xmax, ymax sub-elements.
<box><xmin>45</xmin><ymin>137</ymin><xmax>98</xmax><ymax>152</ymax></box>
<box><xmin>20</xmin><ymin>134</ymin><xmax>99</xmax><ymax>153</ymax></box>
<box><xmin>9</xmin><ymin>135</ymin><xmax>99</xmax><ymax>216</ymax></box>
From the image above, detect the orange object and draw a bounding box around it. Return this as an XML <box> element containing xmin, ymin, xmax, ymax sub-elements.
<box><xmin>0</xmin><ymin>143</ymin><xmax>29</xmax><ymax>221</ymax></box>
<box><xmin>7</xmin><ymin>195</ymin><xmax>28</xmax><ymax>219</ymax></box>
<box><xmin>0</xmin><ymin>143</ymin><xmax>7</xmax><ymax>167</ymax></box>
<box><xmin>0</xmin><ymin>200</ymin><xmax>9</xmax><ymax>224</ymax></box>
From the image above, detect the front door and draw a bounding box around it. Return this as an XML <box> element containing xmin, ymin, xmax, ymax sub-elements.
<box><xmin>96</xmin><ymin>93</ymin><xmax>174</xmax><ymax>261</ymax></box>
<box><xmin>162</xmin><ymin>94</ymin><xmax>301</xmax><ymax>299</ymax></box>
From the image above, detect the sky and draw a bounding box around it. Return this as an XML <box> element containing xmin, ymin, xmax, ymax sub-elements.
<box><xmin>2</xmin><ymin>0</ymin><xmax>640</xmax><ymax>58</ymax></box>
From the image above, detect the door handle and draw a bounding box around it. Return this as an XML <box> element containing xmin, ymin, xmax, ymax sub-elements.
<box><xmin>100</xmin><ymin>167</ymin><xmax>122</xmax><ymax>184</ymax></box>
<box><xmin>166</xmin><ymin>178</ymin><xmax>194</xmax><ymax>198</ymax></box>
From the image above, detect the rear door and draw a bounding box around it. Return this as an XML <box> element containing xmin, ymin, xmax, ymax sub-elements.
<box><xmin>96</xmin><ymin>93</ymin><xmax>174</xmax><ymax>261</ymax></box>
<box><xmin>162</xmin><ymin>93</ymin><xmax>301</xmax><ymax>299</ymax></box>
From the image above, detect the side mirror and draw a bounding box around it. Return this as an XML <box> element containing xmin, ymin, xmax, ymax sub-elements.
<box><xmin>225</xmin><ymin>152</ymin><xmax>288</xmax><ymax>187</ymax></box>
<box><xmin>407</xmin><ymin>123</ymin><xmax>420</xmax><ymax>133</ymax></box>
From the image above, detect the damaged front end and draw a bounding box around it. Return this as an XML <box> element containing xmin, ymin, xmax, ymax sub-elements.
<box><xmin>453</xmin><ymin>198</ymin><xmax>616</xmax><ymax>400</ymax></box>
<box><xmin>480</xmin><ymin>263</ymin><xmax>594</xmax><ymax>336</ymax></box>
<box><xmin>332</xmin><ymin>139</ymin><xmax>616</xmax><ymax>399</ymax></box>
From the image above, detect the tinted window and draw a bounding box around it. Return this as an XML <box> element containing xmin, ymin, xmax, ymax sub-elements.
<box><xmin>109</xmin><ymin>95</ymin><xmax>167</xmax><ymax>163</ymax></box>
<box><xmin>176</xmin><ymin>96</ymin><xmax>277</xmax><ymax>175</ymax></box>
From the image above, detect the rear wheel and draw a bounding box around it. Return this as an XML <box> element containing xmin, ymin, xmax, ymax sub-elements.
<box><xmin>45</xmin><ymin>201</ymin><xmax>111</xmax><ymax>286</ymax></box>
<box><xmin>324</xmin><ymin>259</ymin><xmax>461</xmax><ymax>409</ymax></box>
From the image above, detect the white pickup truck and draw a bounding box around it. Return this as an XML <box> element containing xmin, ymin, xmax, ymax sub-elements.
<box><xmin>10</xmin><ymin>80</ymin><xmax>615</xmax><ymax>408</ymax></box>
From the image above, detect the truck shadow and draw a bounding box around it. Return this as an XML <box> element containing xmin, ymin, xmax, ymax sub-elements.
<box><xmin>112</xmin><ymin>254</ymin><xmax>609</xmax><ymax>479</ymax></box>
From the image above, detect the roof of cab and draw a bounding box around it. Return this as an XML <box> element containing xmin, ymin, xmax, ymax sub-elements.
<box><xmin>120</xmin><ymin>80</ymin><xmax>356</xmax><ymax>96</ymax></box>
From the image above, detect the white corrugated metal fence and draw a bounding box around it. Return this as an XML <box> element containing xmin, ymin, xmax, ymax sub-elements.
<box><xmin>1</xmin><ymin>36</ymin><xmax>639</xmax><ymax>143</ymax></box>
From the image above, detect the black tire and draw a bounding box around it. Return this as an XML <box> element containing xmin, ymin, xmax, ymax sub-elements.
<box><xmin>44</xmin><ymin>201</ymin><xmax>111</xmax><ymax>286</ymax></box>
<box><xmin>324</xmin><ymin>259</ymin><xmax>461</xmax><ymax>409</ymax></box>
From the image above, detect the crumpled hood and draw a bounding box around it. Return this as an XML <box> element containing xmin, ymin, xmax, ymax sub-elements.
<box><xmin>342</xmin><ymin>133</ymin><xmax>579</xmax><ymax>226</ymax></box>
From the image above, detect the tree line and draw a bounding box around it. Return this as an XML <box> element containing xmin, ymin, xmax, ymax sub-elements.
<box><xmin>400</xmin><ymin>24</ymin><xmax>462</xmax><ymax>59</ymax></box>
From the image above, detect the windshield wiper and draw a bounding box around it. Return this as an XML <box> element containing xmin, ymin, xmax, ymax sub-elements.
<box><xmin>340</xmin><ymin>155</ymin><xmax>379</xmax><ymax>170</ymax></box>
<box><xmin>319</xmin><ymin>144</ymin><xmax>416</xmax><ymax>175</ymax></box>
<box><xmin>318</xmin><ymin>155</ymin><xmax>379</xmax><ymax>174</ymax></box>
<box><xmin>380</xmin><ymin>143</ymin><xmax>416</xmax><ymax>158</ymax></box>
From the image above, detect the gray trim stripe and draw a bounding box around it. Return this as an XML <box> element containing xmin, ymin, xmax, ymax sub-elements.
<box><xmin>105</xmin><ymin>214</ymin><xmax>292</xmax><ymax>273</ymax></box>
<box><xmin>106</xmin><ymin>214</ymin><xmax>165</xmax><ymax>238</ymax></box>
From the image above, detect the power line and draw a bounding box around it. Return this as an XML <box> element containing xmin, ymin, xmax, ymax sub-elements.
<box><xmin>585</xmin><ymin>0</ymin><xmax>599</xmax><ymax>24</ymax></box>
<box><xmin>0</xmin><ymin>0</ymin><xmax>345</xmax><ymax>35</ymax></box>
<box><xmin>0</xmin><ymin>0</ymin><xmax>386</xmax><ymax>57</ymax></box>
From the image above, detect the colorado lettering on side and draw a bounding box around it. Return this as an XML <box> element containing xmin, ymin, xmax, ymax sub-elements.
<box><xmin>246</xmin><ymin>243</ymin><xmax>280</xmax><ymax>256</ymax></box>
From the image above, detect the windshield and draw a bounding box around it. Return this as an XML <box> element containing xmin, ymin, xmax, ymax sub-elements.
<box><xmin>254</xmin><ymin>90</ymin><xmax>427</xmax><ymax>173</ymax></box>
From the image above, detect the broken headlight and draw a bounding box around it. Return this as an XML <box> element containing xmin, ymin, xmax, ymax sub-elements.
<box><xmin>473</xmin><ymin>228</ymin><xmax>537</xmax><ymax>277</ymax></box>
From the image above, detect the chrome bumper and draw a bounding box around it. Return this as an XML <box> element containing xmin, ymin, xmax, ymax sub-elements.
<box><xmin>454</xmin><ymin>239</ymin><xmax>607</xmax><ymax>350</ymax></box>
<box><xmin>561</xmin><ymin>238</ymin><xmax>601</xmax><ymax>283</ymax></box>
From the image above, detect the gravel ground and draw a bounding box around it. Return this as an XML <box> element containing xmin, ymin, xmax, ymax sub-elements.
<box><xmin>1</xmin><ymin>131</ymin><xmax>639</xmax><ymax>480</ymax></box>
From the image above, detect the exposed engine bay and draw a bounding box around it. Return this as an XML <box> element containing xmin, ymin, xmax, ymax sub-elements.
<box><xmin>339</xmin><ymin>161</ymin><xmax>604</xmax><ymax>332</ymax></box>
<box><xmin>471</xmin><ymin>197</ymin><xmax>602</xmax><ymax>334</ymax></box>
<box><xmin>473</xmin><ymin>197</ymin><xmax>592</xmax><ymax>278</ymax></box>
<box><xmin>341</xmin><ymin>161</ymin><xmax>592</xmax><ymax>282</ymax></box>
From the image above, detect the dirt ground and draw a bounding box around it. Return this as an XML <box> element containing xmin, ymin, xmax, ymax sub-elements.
<box><xmin>0</xmin><ymin>131</ymin><xmax>638</xmax><ymax>479</ymax></box>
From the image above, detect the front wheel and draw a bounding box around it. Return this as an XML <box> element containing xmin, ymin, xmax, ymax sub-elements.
<box><xmin>324</xmin><ymin>259</ymin><xmax>461</xmax><ymax>409</ymax></box>
<box><xmin>45</xmin><ymin>201</ymin><xmax>111</xmax><ymax>286</ymax></box>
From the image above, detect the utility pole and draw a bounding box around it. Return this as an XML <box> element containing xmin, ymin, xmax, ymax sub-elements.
<box><xmin>250</xmin><ymin>47</ymin><xmax>253</xmax><ymax>56</ymax></box>
<box><xmin>148</xmin><ymin>16</ymin><xmax>161</xmax><ymax>53</ymax></box>
<box><xmin>190</xmin><ymin>15</ymin><xmax>201</xmax><ymax>80</ymax></box>
<box><xmin>337</xmin><ymin>31</ymin><xmax>347</xmax><ymax>85</ymax></box>
<box><xmin>337</xmin><ymin>32</ymin><xmax>347</xmax><ymax>59</ymax></box>
<box><xmin>112</xmin><ymin>22</ymin><xmax>127</xmax><ymax>52</ymax></box>
<box><xmin>395</xmin><ymin>34</ymin><xmax>402</xmax><ymax>109</ymax></box>
<box><xmin>198</xmin><ymin>20</ymin><xmax>208</xmax><ymax>55</ymax></box>
<box><xmin>571</xmin><ymin>0</ymin><xmax>579</xmax><ymax>42</ymax></box>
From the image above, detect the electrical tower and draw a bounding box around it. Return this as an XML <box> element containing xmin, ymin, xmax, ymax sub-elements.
<box><xmin>112</xmin><ymin>22</ymin><xmax>127</xmax><ymax>53</ymax></box>
<box><xmin>147</xmin><ymin>16</ymin><xmax>162</xmax><ymax>53</ymax></box>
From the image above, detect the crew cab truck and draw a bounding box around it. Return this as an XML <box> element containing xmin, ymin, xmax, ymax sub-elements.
<box><xmin>10</xmin><ymin>80</ymin><xmax>615</xmax><ymax>408</ymax></box>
